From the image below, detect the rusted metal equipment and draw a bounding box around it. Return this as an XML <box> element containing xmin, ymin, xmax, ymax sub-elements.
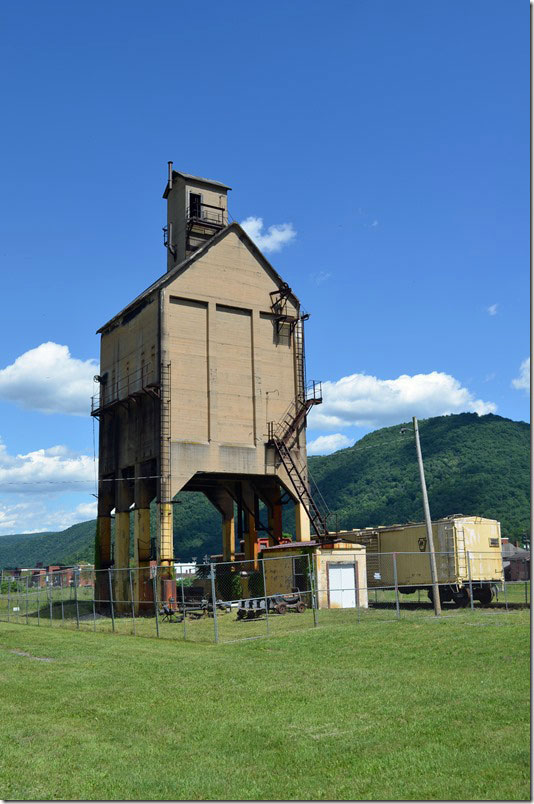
<box><xmin>159</xmin><ymin>602</ymin><xmax>184</xmax><ymax>623</ymax></box>
<box><xmin>177</xmin><ymin>593</ymin><xmax>231</xmax><ymax>619</ymax></box>
<box><xmin>236</xmin><ymin>591</ymin><xmax>307</xmax><ymax>620</ymax></box>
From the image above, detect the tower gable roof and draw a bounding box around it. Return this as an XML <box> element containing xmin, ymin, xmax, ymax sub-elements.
<box><xmin>97</xmin><ymin>223</ymin><xmax>300</xmax><ymax>334</ymax></box>
<box><xmin>162</xmin><ymin>170</ymin><xmax>231</xmax><ymax>198</ymax></box>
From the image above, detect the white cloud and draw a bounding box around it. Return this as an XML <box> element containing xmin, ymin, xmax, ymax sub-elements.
<box><xmin>512</xmin><ymin>358</ymin><xmax>530</xmax><ymax>392</ymax></box>
<box><xmin>240</xmin><ymin>216</ymin><xmax>296</xmax><ymax>253</ymax></box>
<box><xmin>308</xmin><ymin>371</ymin><xmax>497</xmax><ymax>430</ymax></box>
<box><xmin>487</xmin><ymin>304</ymin><xmax>498</xmax><ymax>316</ymax></box>
<box><xmin>0</xmin><ymin>438</ymin><xmax>94</xmax><ymax>493</ymax></box>
<box><xmin>0</xmin><ymin>499</ymin><xmax>97</xmax><ymax>536</ymax></box>
<box><xmin>74</xmin><ymin>501</ymin><xmax>98</xmax><ymax>519</ymax></box>
<box><xmin>0</xmin><ymin>342</ymin><xmax>97</xmax><ymax>416</ymax></box>
<box><xmin>307</xmin><ymin>433</ymin><xmax>352</xmax><ymax>455</ymax></box>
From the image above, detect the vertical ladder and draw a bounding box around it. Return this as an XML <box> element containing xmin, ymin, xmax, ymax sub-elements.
<box><xmin>294</xmin><ymin>317</ymin><xmax>306</xmax><ymax>403</ymax></box>
<box><xmin>455</xmin><ymin>527</ymin><xmax>467</xmax><ymax>581</ymax></box>
<box><xmin>159</xmin><ymin>363</ymin><xmax>171</xmax><ymax>503</ymax></box>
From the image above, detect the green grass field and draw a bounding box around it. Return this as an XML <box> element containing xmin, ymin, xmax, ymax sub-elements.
<box><xmin>0</xmin><ymin>608</ymin><xmax>530</xmax><ymax>801</ymax></box>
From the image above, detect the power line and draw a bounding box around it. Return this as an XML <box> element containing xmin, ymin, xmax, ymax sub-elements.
<box><xmin>0</xmin><ymin>474</ymin><xmax>164</xmax><ymax>486</ymax></box>
<box><xmin>0</xmin><ymin>435</ymin><xmax>408</xmax><ymax>486</ymax></box>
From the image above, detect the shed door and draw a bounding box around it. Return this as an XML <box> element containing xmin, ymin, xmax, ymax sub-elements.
<box><xmin>328</xmin><ymin>563</ymin><xmax>357</xmax><ymax>608</ymax></box>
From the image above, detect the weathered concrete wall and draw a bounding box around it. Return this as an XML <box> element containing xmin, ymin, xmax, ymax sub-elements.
<box><xmin>162</xmin><ymin>228</ymin><xmax>305</xmax><ymax>498</ymax></box>
<box><xmin>98</xmin><ymin>297</ymin><xmax>160</xmax><ymax>477</ymax></box>
<box><xmin>166</xmin><ymin>175</ymin><xmax>229</xmax><ymax>268</ymax></box>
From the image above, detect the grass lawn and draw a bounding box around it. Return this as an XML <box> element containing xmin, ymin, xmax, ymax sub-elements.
<box><xmin>0</xmin><ymin>610</ymin><xmax>530</xmax><ymax>801</ymax></box>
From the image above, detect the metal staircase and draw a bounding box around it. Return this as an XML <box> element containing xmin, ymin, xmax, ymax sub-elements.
<box><xmin>267</xmin><ymin>378</ymin><xmax>329</xmax><ymax>539</ymax></box>
<box><xmin>275</xmin><ymin>437</ymin><xmax>329</xmax><ymax>539</ymax></box>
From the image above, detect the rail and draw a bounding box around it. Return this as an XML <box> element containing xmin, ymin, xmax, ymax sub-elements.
<box><xmin>186</xmin><ymin>202</ymin><xmax>226</xmax><ymax>227</ymax></box>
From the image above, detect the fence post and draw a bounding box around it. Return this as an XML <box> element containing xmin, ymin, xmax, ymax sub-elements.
<box><xmin>92</xmin><ymin>572</ymin><xmax>97</xmax><ymax>632</ymax></box>
<box><xmin>60</xmin><ymin>571</ymin><xmax>65</xmax><ymax>624</ymax></box>
<box><xmin>153</xmin><ymin>569</ymin><xmax>160</xmax><ymax>638</ymax></box>
<box><xmin>180</xmin><ymin>577</ymin><xmax>187</xmax><ymax>641</ymax></box>
<box><xmin>355</xmin><ymin>554</ymin><xmax>361</xmax><ymax>624</ymax></box>
<box><xmin>210</xmin><ymin>563</ymin><xmax>219</xmax><ymax>644</ymax></box>
<box><xmin>502</xmin><ymin>571</ymin><xmax>509</xmax><ymax>612</ymax></box>
<box><xmin>129</xmin><ymin>569</ymin><xmax>136</xmax><ymax>636</ymax></box>
<box><xmin>261</xmin><ymin>558</ymin><xmax>270</xmax><ymax>637</ymax></box>
<box><xmin>37</xmin><ymin>580</ymin><xmax>40</xmax><ymax>626</ymax></box>
<box><xmin>7</xmin><ymin>577</ymin><xmax>11</xmax><ymax>623</ymax></box>
<box><xmin>25</xmin><ymin>574</ymin><xmax>29</xmax><ymax>625</ymax></box>
<box><xmin>107</xmin><ymin>568</ymin><xmax>115</xmax><ymax>632</ymax></box>
<box><xmin>467</xmin><ymin>552</ymin><xmax>474</xmax><ymax>611</ymax></box>
<box><xmin>525</xmin><ymin>579</ymin><xmax>528</xmax><ymax>607</ymax></box>
<box><xmin>48</xmin><ymin>577</ymin><xmax>53</xmax><ymax>626</ymax></box>
<box><xmin>307</xmin><ymin>553</ymin><xmax>318</xmax><ymax>627</ymax></box>
<box><xmin>393</xmin><ymin>553</ymin><xmax>400</xmax><ymax>619</ymax></box>
<box><xmin>74</xmin><ymin>569</ymin><xmax>80</xmax><ymax>629</ymax></box>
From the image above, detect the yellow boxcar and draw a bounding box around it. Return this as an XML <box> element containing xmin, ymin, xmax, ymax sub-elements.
<box><xmin>338</xmin><ymin>516</ymin><xmax>504</xmax><ymax>606</ymax></box>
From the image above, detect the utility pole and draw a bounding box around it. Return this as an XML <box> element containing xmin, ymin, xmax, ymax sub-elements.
<box><xmin>412</xmin><ymin>417</ymin><xmax>441</xmax><ymax>617</ymax></box>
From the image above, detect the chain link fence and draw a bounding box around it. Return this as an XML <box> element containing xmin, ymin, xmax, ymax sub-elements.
<box><xmin>0</xmin><ymin>551</ymin><xmax>529</xmax><ymax>643</ymax></box>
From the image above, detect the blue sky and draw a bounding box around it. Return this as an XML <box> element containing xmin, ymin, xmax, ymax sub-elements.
<box><xmin>0</xmin><ymin>0</ymin><xmax>528</xmax><ymax>534</ymax></box>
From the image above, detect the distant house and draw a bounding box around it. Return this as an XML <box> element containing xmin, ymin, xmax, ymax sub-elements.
<box><xmin>501</xmin><ymin>539</ymin><xmax>530</xmax><ymax>581</ymax></box>
<box><xmin>174</xmin><ymin>561</ymin><xmax>196</xmax><ymax>578</ymax></box>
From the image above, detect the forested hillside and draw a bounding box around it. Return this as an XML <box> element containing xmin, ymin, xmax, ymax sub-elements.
<box><xmin>0</xmin><ymin>413</ymin><xmax>529</xmax><ymax>568</ymax></box>
<box><xmin>307</xmin><ymin>412</ymin><xmax>530</xmax><ymax>538</ymax></box>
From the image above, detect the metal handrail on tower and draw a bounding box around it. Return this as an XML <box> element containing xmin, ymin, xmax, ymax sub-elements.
<box><xmin>91</xmin><ymin>361</ymin><xmax>159</xmax><ymax>415</ymax></box>
<box><xmin>267</xmin><ymin>380</ymin><xmax>328</xmax><ymax>539</ymax></box>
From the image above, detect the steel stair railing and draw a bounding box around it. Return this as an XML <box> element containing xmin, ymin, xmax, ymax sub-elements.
<box><xmin>273</xmin><ymin>439</ymin><xmax>328</xmax><ymax>538</ymax></box>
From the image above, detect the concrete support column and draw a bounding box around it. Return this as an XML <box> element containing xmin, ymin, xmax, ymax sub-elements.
<box><xmin>203</xmin><ymin>487</ymin><xmax>235</xmax><ymax>562</ymax></box>
<box><xmin>134</xmin><ymin>507</ymin><xmax>152</xmax><ymax>611</ymax></box>
<box><xmin>134</xmin><ymin>467</ymin><xmax>156</xmax><ymax>611</ymax></box>
<box><xmin>95</xmin><ymin>479</ymin><xmax>114</xmax><ymax>611</ymax></box>
<box><xmin>157</xmin><ymin>501</ymin><xmax>174</xmax><ymax>606</ymax></box>
<box><xmin>295</xmin><ymin>502</ymin><xmax>311</xmax><ymax>542</ymax></box>
<box><xmin>222</xmin><ymin>512</ymin><xmax>235</xmax><ymax>562</ymax></box>
<box><xmin>114</xmin><ymin>511</ymin><xmax>130</xmax><ymax>612</ymax></box>
<box><xmin>244</xmin><ymin>511</ymin><xmax>259</xmax><ymax>564</ymax></box>
<box><xmin>268</xmin><ymin>487</ymin><xmax>284</xmax><ymax>544</ymax></box>
<box><xmin>95</xmin><ymin>516</ymin><xmax>112</xmax><ymax>568</ymax></box>
<box><xmin>157</xmin><ymin>502</ymin><xmax>174</xmax><ymax>574</ymax></box>
<box><xmin>243</xmin><ymin>484</ymin><xmax>259</xmax><ymax>566</ymax></box>
<box><xmin>114</xmin><ymin>473</ymin><xmax>133</xmax><ymax>612</ymax></box>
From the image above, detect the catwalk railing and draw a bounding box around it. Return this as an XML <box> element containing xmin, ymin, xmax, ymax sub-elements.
<box><xmin>0</xmin><ymin>553</ymin><xmax>529</xmax><ymax>644</ymax></box>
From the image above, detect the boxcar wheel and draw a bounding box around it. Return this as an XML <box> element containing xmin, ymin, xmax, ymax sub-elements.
<box><xmin>428</xmin><ymin>587</ymin><xmax>452</xmax><ymax>605</ymax></box>
<box><xmin>452</xmin><ymin>588</ymin><xmax>471</xmax><ymax>607</ymax></box>
<box><xmin>474</xmin><ymin>586</ymin><xmax>493</xmax><ymax>605</ymax></box>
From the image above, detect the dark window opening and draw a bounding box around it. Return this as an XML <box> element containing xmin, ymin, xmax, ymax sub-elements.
<box><xmin>189</xmin><ymin>193</ymin><xmax>202</xmax><ymax>218</ymax></box>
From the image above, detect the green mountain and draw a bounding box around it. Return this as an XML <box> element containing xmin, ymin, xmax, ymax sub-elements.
<box><xmin>307</xmin><ymin>412</ymin><xmax>530</xmax><ymax>539</ymax></box>
<box><xmin>0</xmin><ymin>520</ymin><xmax>97</xmax><ymax>569</ymax></box>
<box><xmin>0</xmin><ymin>413</ymin><xmax>529</xmax><ymax>568</ymax></box>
